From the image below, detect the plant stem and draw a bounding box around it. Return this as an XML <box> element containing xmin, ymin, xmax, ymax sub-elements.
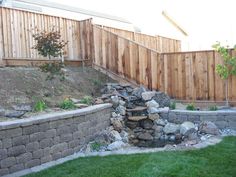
<box><xmin>225</xmin><ymin>79</ymin><xmax>229</xmax><ymax>107</ymax></box>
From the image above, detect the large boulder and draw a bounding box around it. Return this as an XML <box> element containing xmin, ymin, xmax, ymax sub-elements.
<box><xmin>146</xmin><ymin>100</ymin><xmax>159</xmax><ymax>108</ymax></box>
<box><xmin>116</xmin><ymin>105</ymin><xmax>126</xmax><ymax>116</ymax></box>
<box><xmin>111</xmin><ymin>119</ymin><xmax>123</xmax><ymax>132</ymax></box>
<box><xmin>107</xmin><ymin>141</ymin><xmax>127</xmax><ymax>151</ymax></box>
<box><xmin>109</xmin><ymin>130</ymin><xmax>122</xmax><ymax>141</ymax></box>
<box><xmin>153</xmin><ymin>91</ymin><xmax>171</xmax><ymax>107</ymax></box>
<box><xmin>138</xmin><ymin>132</ymin><xmax>153</xmax><ymax>140</ymax></box>
<box><xmin>163</xmin><ymin>123</ymin><xmax>180</xmax><ymax>134</ymax></box>
<box><xmin>141</xmin><ymin>91</ymin><xmax>156</xmax><ymax>101</ymax></box>
<box><xmin>148</xmin><ymin>113</ymin><xmax>160</xmax><ymax>121</ymax></box>
<box><xmin>180</xmin><ymin>121</ymin><xmax>196</xmax><ymax>136</ymax></box>
<box><xmin>111</xmin><ymin>95</ymin><xmax>120</xmax><ymax>107</ymax></box>
<box><xmin>132</xmin><ymin>86</ymin><xmax>146</xmax><ymax>99</ymax></box>
<box><xmin>199</xmin><ymin>121</ymin><xmax>220</xmax><ymax>135</ymax></box>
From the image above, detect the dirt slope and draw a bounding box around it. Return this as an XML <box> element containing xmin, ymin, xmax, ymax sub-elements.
<box><xmin>0</xmin><ymin>66</ymin><xmax>115</xmax><ymax>109</ymax></box>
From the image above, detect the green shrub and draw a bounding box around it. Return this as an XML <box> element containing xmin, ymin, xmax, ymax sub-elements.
<box><xmin>186</xmin><ymin>103</ymin><xmax>196</xmax><ymax>111</ymax></box>
<box><xmin>32</xmin><ymin>28</ymin><xmax>68</xmax><ymax>60</ymax></box>
<box><xmin>34</xmin><ymin>100</ymin><xmax>47</xmax><ymax>112</ymax></box>
<box><xmin>60</xmin><ymin>98</ymin><xmax>76</xmax><ymax>109</ymax></box>
<box><xmin>80</xmin><ymin>96</ymin><xmax>93</xmax><ymax>105</ymax></box>
<box><xmin>209</xmin><ymin>105</ymin><xmax>218</xmax><ymax>111</ymax></box>
<box><xmin>169</xmin><ymin>101</ymin><xmax>176</xmax><ymax>110</ymax></box>
<box><xmin>90</xmin><ymin>142</ymin><xmax>104</xmax><ymax>151</ymax></box>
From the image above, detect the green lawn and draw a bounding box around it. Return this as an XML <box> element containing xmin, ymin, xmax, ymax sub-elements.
<box><xmin>25</xmin><ymin>136</ymin><xmax>236</xmax><ymax>177</ymax></box>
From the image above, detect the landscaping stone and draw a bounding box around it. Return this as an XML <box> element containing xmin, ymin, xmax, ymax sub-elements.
<box><xmin>141</xmin><ymin>91</ymin><xmax>156</xmax><ymax>101</ymax></box>
<box><xmin>12</xmin><ymin>104</ymin><xmax>32</xmax><ymax>112</ymax></box>
<box><xmin>116</xmin><ymin>105</ymin><xmax>126</xmax><ymax>116</ymax></box>
<box><xmin>5</xmin><ymin>110</ymin><xmax>25</xmax><ymax>118</ymax></box>
<box><xmin>199</xmin><ymin>121</ymin><xmax>220</xmax><ymax>135</ymax></box>
<box><xmin>153</xmin><ymin>92</ymin><xmax>171</xmax><ymax>107</ymax></box>
<box><xmin>180</xmin><ymin>121</ymin><xmax>196</xmax><ymax>136</ymax></box>
<box><xmin>138</xmin><ymin>132</ymin><xmax>153</xmax><ymax>140</ymax></box>
<box><xmin>111</xmin><ymin>96</ymin><xmax>120</xmax><ymax>107</ymax></box>
<box><xmin>132</xmin><ymin>86</ymin><xmax>146</xmax><ymax>99</ymax></box>
<box><xmin>109</xmin><ymin>130</ymin><xmax>122</xmax><ymax>141</ymax></box>
<box><xmin>155</xmin><ymin>119</ymin><xmax>166</xmax><ymax>126</ymax></box>
<box><xmin>128</xmin><ymin>116</ymin><xmax>147</xmax><ymax>121</ymax></box>
<box><xmin>146</xmin><ymin>100</ymin><xmax>159</xmax><ymax>108</ymax></box>
<box><xmin>107</xmin><ymin>141</ymin><xmax>126</xmax><ymax>151</ymax></box>
<box><xmin>163</xmin><ymin>123</ymin><xmax>180</xmax><ymax>134</ymax></box>
<box><xmin>111</xmin><ymin>119</ymin><xmax>123</xmax><ymax>132</ymax></box>
<box><xmin>141</xmin><ymin>119</ymin><xmax>153</xmax><ymax>129</ymax></box>
<box><xmin>147</xmin><ymin>107</ymin><xmax>159</xmax><ymax>114</ymax></box>
<box><xmin>148</xmin><ymin>113</ymin><xmax>159</xmax><ymax>121</ymax></box>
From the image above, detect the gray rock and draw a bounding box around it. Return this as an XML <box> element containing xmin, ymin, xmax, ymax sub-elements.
<box><xmin>120</xmin><ymin>131</ymin><xmax>129</xmax><ymax>143</ymax></box>
<box><xmin>153</xmin><ymin>91</ymin><xmax>171</xmax><ymax>107</ymax></box>
<box><xmin>132</xmin><ymin>86</ymin><xmax>146</xmax><ymax>99</ymax></box>
<box><xmin>180</xmin><ymin>122</ymin><xmax>196</xmax><ymax>136</ymax></box>
<box><xmin>163</xmin><ymin>123</ymin><xmax>180</xmax><ymax>134</ymax></box>
<box><xmin>146</xmin><ymin>100</ymin><xmax>159</xmax><ymax>108</ymax></box>
<box><xmin>119</xmin><ymin>100</ymin><xmax>126</xmax><ymax>106</ymax></box>
<box><xmin>141</xmin><ymin>119</ymin><xmax>154</xmax><ymax>129</ymax></box>
<box><xmin>107</xmin><ymin>141</ymin><xmax>126</xmax><ymax>151</ymax></box>
<box><xmin>13</xmin><ymin>104</ymin><xmax>32</xmax><ymax>112</ymax></box>
<box><xmin>116</xmin><ymin>105</ymin><xmax>126</xmax><ymax>116</ymax></box>
<box><xmin>109</xmin><ymin>130</ymin><xmax>122</xmax><ymax>141</ymax></box>
<box><xmin>147</xmin><ymin>107</ymin><xmax>159</xmax><ymax>114</ymax></box>
<box><xmin>112</xmin><ymin>112</ymin><xmax>118</xmax><ymax>118</ymax></box>
<box><xmin>148</xmin><ymin>113</ymin><xmax>160</xmax><ymax>121</ymax></box>
<box><xmin>138</xmin><ymin>132</ymin><xmax>153</xmax><ymax>140</ymax></box>
<box><xmin>155</xmin><ymin>119</ymin><xmax>166</xmax><ymax>126</ymax></box>
<box><xmin>111</xmin><ymin>119</ymin><xmax>123</xmax><ymax>132</ymax></box>
<box><xmin>70</xmin><ymin>98</ymin><xmax>80</xmax><ymax>104</ymax></box>
<box><xmin>199</xmin><ymin>121</ymin><xmax>220</xmax><ymax>135</ymax></box>
<box><xmin>169</xmin><ymin>135</ymin><xmax>176</xmax><ymax>141</ymax></box>
<box><xmin>5</xmin><ymin>110</ymin><xmax>25</xmax><ymax>118</ymax></box>
<box><xmin>153</xmin><ymin>125</ymin><xmax>163</xmax><ymax>133</ymax></box>
<box><xmin>141</xmin><ymin>91</ymin><xmax>156</xmax><ymax>101</ymax></box>
<box><xmin>111</xmin><ymin>95</ymin><xmax>120</xmax><ymax>107</ymax></box>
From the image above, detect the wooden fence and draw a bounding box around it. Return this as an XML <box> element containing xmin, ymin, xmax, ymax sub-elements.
<box><xmin>0</xmin><ymin>7</ymin><xmax>235</xmax><ymax>102</ymax></box>
<box><xmin>93</xmin><ymin>25</ymin><xmax>236</xmax><ymax>102</ymax></box>
<box><xmin>101</xmin><ymin>26</ymin><xmax>181</xmax><ymax>53</ymax></box>
<box><xmin>0</xmin><ymin>7</ymin><xmax>94</xmax><ymax>65</ymax></box>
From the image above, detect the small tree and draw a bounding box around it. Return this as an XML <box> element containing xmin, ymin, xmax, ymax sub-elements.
<box><xmin>212</xmin><ymin>42</ymin><xmax>236</xmax><ymax>106</ymax></box>
<box><xmin>32</xmin><ymin>28</ymin><xmax>68</xmax><ymax>61</ymax></box>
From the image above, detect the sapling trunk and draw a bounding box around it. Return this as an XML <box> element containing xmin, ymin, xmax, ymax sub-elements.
<box><xmin>225</xmin><ymin>79</ymin><xmax>229</xmax><ymax>107</ymax></box>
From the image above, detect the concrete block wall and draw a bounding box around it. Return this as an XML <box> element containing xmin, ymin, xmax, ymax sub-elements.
<box><xmin>160</xmin><ymin>110</ymin><xmax>236</xmax><ymax>129</ymax></box>
<box><xmin>0</xmin><ymin>104</ymin><xmax>112</xmax><ymax>176</ymax></box>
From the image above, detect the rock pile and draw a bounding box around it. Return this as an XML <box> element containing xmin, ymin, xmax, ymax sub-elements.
<box><xmin>95</xmin><ymin>83</ymin><xmax>220</xmax><ymax>148</ymax></box>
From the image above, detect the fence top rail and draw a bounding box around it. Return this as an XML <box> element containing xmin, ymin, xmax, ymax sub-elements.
<box><xmin>100</xmin><ymin>25</ymin><xmax>181</xmax><ymax>42</ymax></box>
<box><xmin>0</xmin><ymin>6</ymin><xmax>91</xmax><ymax>24</ymax></box>
<box><xmin>93</xmin><ymin>24</ymin><xmax>162</xmax><ymax>54</ymax></box>
<box><xmin>162</xmin><ymin>48</ymin><xmax>235</xmax><ymax>55</ymax></box>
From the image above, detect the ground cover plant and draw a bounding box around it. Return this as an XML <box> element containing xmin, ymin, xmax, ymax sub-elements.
<box><xmin>25</xmin><ymin>136</ymin><xmax>236</xmax><ymax>177</ymax></box>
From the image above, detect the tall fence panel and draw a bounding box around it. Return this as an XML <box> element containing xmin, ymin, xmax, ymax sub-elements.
<box><xmin>0</xmin><ymin>7</ymin><xmax>94</xmax><ymax>62</ymax></box>
<box><xmin>94</xmin><ymin>25</ymin><xmax>236</xmax><ymax>102</ymax></box>
<box><xmin>102</xmin><ymin>26</ymin><xmax>181</xmax><ymax>53</ymax></box>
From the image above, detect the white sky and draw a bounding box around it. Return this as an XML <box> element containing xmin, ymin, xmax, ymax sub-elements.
<box><xmin>48</xmin><ymin>0</ymin><xmax>236</xmax><ymax>50</ymax></box>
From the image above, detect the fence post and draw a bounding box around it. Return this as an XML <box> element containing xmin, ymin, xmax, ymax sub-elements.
<box><xmin>0</xmin><ymin>7</ymin><xmax>4</xmax><ymax>66</ymax></box>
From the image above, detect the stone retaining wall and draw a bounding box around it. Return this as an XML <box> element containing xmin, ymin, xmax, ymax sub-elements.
<box><xmin>0</xmin><ymin>104</ymin><xmax>112</xmax><ymax>176</ymax></box>
<box><xmin>160</xmin><ymin>110</ymin><xmax>236</xmax><ymax>129</ymax></box>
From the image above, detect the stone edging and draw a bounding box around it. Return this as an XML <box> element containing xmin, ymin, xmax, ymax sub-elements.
<box><xmin>3</xmin><ymin>136</ymin><xmax>222</xmax><ymax>177</ymax></box>
<box><xmin>0</xmin><ymin>104</ymin><xmax>112</xmax><ymax>130</ymax></box>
